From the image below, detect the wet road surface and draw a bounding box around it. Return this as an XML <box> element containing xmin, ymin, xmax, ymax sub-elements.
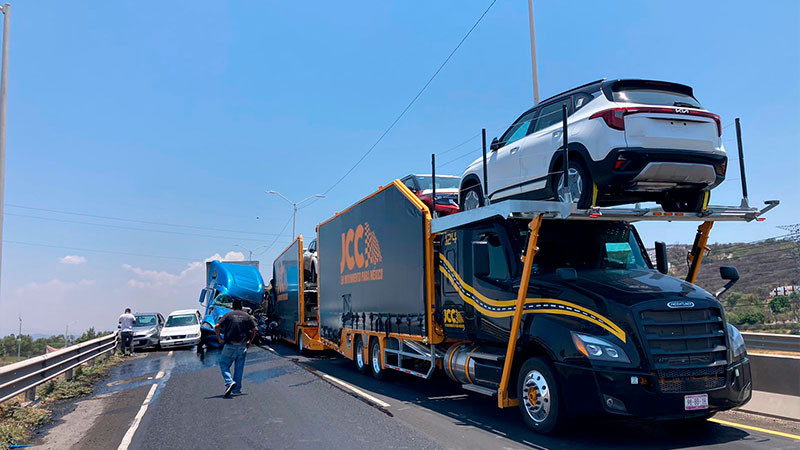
<box><xmin>36</xmin><ymin>343</ymin><xmax>800</xmax><ymax>450</ymax></box>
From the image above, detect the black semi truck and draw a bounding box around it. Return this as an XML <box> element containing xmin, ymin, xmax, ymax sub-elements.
<box><xmin>315</xmin><ymin>180</ymin><xmax>776</xmax><ymax>434</ymax></box>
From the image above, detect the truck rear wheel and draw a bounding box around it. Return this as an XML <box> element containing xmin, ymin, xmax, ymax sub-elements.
<box><xmin>370</xmin><ymin>339</ymin><xmax>386</xmax><ymax>381</ymax></box>
<box><xmin>354</xmin><ymin>336</ymin><xmax>369</xmax><ymax>374</ymax></box>
<box><xmin>517</xmin><ymin>357</ymin><xmax>564</xmax><ymax>434</ymax></box>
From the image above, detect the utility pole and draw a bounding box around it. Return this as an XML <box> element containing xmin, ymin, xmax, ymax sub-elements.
<box><xmin>65</xmin><ymin>324</ymin><xmax>69</xmax><ymax>348</ymax></box>
<box><xmin>0</xmin><ymin>4</ymin><xmax>10</xmax><ymax>297</ymax></box>
<box><xmin>527</xmin><ymin>0</ymin><xmax>539</xmax><ymax>104</ymax></box>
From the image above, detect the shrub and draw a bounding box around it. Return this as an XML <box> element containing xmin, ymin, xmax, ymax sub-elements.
<box><xmin>769</xmin><ymin>296</ymin><xmax>791</xmax><ymax>314</ymax></box>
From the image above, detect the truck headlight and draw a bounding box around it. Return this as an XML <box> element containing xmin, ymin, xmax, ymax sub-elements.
<box><xmin>572</xmin><ymin>332</ymin><xmax>631</xmax><ymax>364</ymax></box>
<box><xmin>727</xmin><ymin>323</ymin><xmax>746</xmax><ymax>361</ymax></box>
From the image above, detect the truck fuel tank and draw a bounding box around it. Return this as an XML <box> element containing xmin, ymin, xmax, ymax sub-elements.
<box><xmin>444</xmin><ymin>343</ymin><xmax>505</xmax><ymax>389</ymax></box>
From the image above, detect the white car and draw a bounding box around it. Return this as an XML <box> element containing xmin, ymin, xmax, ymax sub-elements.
<box><xmin>459</xmin><ymin>79</ymin><xmax>727</xmax><ymax>212</ymax></box>
<box><xmin>159</xmin><ymin>309</ymin><xmax>202</xmax><ymax>349</ymax></box>
<box><xmin>303</xmin><ymin>238</ymin><xmax>318</xmax><ymax>283</ymax></box>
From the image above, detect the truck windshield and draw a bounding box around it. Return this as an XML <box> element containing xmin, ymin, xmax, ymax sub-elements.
<box><xmin>213</xmin><ymin>294</ymin><xmax>233</xmax><ymax>308</ymax></box>
<box><xmin>165</xmin><ymin>314</ymin><xmax>198</xmax><ymax>327</ymax></box>
<box><xmin>525</xmin><ymin>221</ymin><xmax>651</xmax><ymax>274</ymax></box>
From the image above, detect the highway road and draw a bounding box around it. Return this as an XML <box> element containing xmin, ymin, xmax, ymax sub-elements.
<box><xmin>32</xmin><ymin>343</ymin><xmax>800</xmax><ymax>450</ymax></box>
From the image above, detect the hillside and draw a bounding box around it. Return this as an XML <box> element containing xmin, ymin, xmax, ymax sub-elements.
<box><xmin>666</xmin><ymin>238</ymin><xmax>797</xmax><ymax>298</ymax></box>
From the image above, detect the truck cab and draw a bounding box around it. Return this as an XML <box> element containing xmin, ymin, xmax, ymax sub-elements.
<box><xmin>437</xmin><ymin>217</ymin><xmax>751</xmax><ymax>431</ymax></box>
<box><xmin>198</xmin><ymin>260</ymin><xmax>266</xmax><ymax>346</ymax></box>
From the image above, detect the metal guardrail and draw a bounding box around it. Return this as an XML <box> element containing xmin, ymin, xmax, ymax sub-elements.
<box><xmin>0</xmin><ymin>332</ymin><xmax>118</xmax><ymax>404</ymax></box>
<box><xmin>742</xmin><ymin>332</ymin><xmax>800</xmax><ymax>353</ymax></box>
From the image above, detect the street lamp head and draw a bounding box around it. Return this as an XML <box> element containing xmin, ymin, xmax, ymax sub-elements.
<box><xmin>313</xmin><ymin>194</ymin><xmax>325</xmax><ymax>199</ymax></box>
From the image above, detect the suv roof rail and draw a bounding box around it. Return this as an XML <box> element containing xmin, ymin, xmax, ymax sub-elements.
<box><xmin>538</xmin><ymin>79</ymin><xmax>606</xmax><ymax>105</ymax></box>
<box><xmin>431</xmin><ymin>199</ymin><xmax>779</xmax><ymax>233</ymax></box>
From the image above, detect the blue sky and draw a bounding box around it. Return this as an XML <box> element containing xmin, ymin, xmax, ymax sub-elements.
<box><xmin>1</xmin><ymin>1</ymin><xmax>798</xmax><ymax>334</ymax></box>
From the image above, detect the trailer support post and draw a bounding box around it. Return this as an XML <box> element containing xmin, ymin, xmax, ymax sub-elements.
<box><xmin>498</xmin><ymin>214</ymin><xmax>543</xmax><ymax>408</ymax></box>
<box><xmin>686</xmin><ymin>221</ymin><xmax>714</xmax><ymax>284</ymax></box>
<box><xmin>431</xmin><ymin>154</ymin><xmax>437</xmax><ymax>218</ymax></box>
<box><xmin>481</xmin><ymin>128</ymin><xmax>488</xmax><ymax>197</ymax></box>
<box><xmin>734</xmin><ymin>118</ymin><xmax>749</xmax><ymax>208</ymax></box>
<box><xmin>560</xmin><ymin>104</ymin><xmax>571</xmax><ymax>204</ymax></box>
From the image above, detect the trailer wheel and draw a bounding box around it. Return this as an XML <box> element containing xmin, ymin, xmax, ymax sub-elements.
<box><xmin>517</xmin><ymin>357</ymin><xmax>564</xmax><ymax>434</ymax></box>
<box><xmin>369</xmin><ymin>339</ymin><xmax>386</xmax><ymax>381</ymax></box>
<box><xmin>297</xmin><ymin>333</ymin><xmax>305</xmax><ymax>355</ymax></box>
<box><xmin>354</xmin><ymin>336</ymin><xmax>369</xmax><ymax>374</ymax></box>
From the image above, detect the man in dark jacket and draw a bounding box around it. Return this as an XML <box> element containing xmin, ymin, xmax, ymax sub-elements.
<box><xmin>215</xmin><ymin>298</ymin><xmax>258</xmax><ymax>398</ymax></box>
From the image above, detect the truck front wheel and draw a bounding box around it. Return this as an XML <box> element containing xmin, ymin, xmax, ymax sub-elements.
<box><xmin>517</xmin><ymin>357</ymin><xmax>564</xmax><ymax>434</ymax></box>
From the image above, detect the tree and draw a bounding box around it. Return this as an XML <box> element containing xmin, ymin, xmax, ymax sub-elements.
<box><xmin>770</xmin><ymin>296</ymin><xmax>791</xmax><ymax>314</ymax></box>
<box><xmin>727</xmin><ymin>292</ymin><xmax>744</xmax><ymax>308</ymax></box>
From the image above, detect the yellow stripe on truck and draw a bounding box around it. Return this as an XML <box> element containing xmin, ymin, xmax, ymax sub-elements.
<box><xmin>439</xmin><ymin>258</ymin><xmax>626</xmax><ymax>343</ymax></box>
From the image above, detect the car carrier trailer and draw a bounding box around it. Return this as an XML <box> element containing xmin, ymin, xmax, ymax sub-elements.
<box><xmin>313</xmin><ymin>178</ymin><xmax>777</xmax><ymax>434</ymax></box>
<box><xmin>271</xmin><ymin>236</ymin><xmax>324</xmax><ymax>352</ymax></box>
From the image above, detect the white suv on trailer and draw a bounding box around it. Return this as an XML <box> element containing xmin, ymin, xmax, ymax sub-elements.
<box><xmin>459</xmin><ymin>79</ymin><xmax>727</xmax><ymax>212</ymax></box>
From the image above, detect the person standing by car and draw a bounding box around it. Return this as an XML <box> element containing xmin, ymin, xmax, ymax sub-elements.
<box><xmin>215</xmin><ymin>298</ymin><xmax>258</xmax><ymax>398</ymax></box>
<box><xmin>118</xmin><ymin>308</ymin><xmax>136</xmax><ymax>356</ymax></box>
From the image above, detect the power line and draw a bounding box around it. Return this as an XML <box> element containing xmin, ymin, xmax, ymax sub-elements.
<box><xmin>4</xmin><ymin>240</ymin><xmax>197</xmax><ymax>262</ymax></box>
<box><xmin>257</xmin><ymin>215</ymin><xmax>294</xmax><ymax>257</ymax></box>
<box><xmin>440</xmin><ymin>146</ymin><xmax>482</xmax><ymax>168</ymax></box>
<box><xmin>317</xmin><ymin>0</ymin><xmax>497</xmax><ymax>197</ymax></box>
<box><xmin>5</xmin><ymin>212</ymin><xmax>288</xmax><ymax>243</ymax></box>
<box><xmin>5</xmin><ymin>203</ymin><xmax>277</xmax><ymax>237</ymax></box>
<box><xmin>438</xmin><ymin>132</ymin><xmax>481</xmax><ymax>156</ymax></box>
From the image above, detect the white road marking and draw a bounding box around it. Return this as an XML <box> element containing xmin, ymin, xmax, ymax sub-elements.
<box><xmin>263</xmin><ymin>344</ymin><xmax>277</xmax><ymax>353</ymax></box>
<box><xmin>167</xmin><ymin>350</ymin><xmax>174</xmax><ymax>357</ymax></box>
<box><xmin>320</xmin><ymin>373</ymin><xmax>390</xmax><ymax>408</ymax></box>
<box><xmin>428</xmin><ymin>394</ymin><xmax>469</xmax><ymax>400</ymax></box>
<box><xmin>749</xmin><ymin>352</ymin><xmax>800</xmax><ymax>360</ymax></box>
<box><xmin>154</xmin><ymin>371</ymin><xmax>164</xmax><ymax>379</ymax></box>
<box><xmin>116</xmin><ymin>383</ymin><xmax>158</xmax><ymax>450</ymax></box>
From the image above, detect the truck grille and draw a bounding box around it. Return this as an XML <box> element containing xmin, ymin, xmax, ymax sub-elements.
<box><xmin>657</xmin><ymin>367</ymin><xmax>726</xmax><ymax>393</ymax></box>
<box><xmin>639</xmin><ymin>306</ymin><xmax>727</xmax><ymax>370</ymax></box>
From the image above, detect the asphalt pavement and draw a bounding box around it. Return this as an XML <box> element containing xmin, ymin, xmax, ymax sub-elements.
<box><xmin>33</xmin><ymin>343</ymin><xmax>800</xmax><ymax>450</ymax></box>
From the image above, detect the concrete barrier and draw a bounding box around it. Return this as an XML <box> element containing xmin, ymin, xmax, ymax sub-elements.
<box><xmin>749</xmin><ymin>353</ymin><xmax>800</xmax><ymax>397</ymax></box>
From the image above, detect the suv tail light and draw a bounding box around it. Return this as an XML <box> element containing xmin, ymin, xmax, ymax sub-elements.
<box><xmin>590</xmin><ymin>107</ymin><xmax>722</xmax><ymax>136</ymax></box>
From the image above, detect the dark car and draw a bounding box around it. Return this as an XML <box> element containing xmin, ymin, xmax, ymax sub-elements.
<box><xmin>400</xmin><ymin>174</ymin><xmax>460</xmax><ymax>216</ymax></box>
<box><xmin>132</xmin><ymin>312</ymin><xmax>165</xmax><ymax>349</ymax></box>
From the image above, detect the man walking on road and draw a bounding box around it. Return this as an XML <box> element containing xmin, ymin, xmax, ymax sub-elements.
<box><xmin>215</xmin><ymin>298</ymin><xmax>258</xmax><ymax>398</ymax></box>
<box><xmin>118</xmin><ymin>308</ymin><xmax>136</xmax><ymax>356</ymax></box>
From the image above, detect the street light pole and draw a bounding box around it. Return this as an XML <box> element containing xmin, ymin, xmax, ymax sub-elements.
<box><xmin>266</xmin><ymin>191</ymin><xmax>325</xmax><ymax>241</ymax></box>
<box><xmin>17</xmin><ymin>314</ymin><xmax>21</xmax><ymax>360</ymax></box>
<box><xmin>527</xmin><ymin>0</ymin><xmax>539</xmax><ymax>105</ymax></box>
<box><xmin>0</xmin><ymin>4</ymin><xmax>10</xmax><ymax>297</ymax></box>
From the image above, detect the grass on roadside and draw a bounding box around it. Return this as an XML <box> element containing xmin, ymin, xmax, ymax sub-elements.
<box><xmin>0</xmin><ymin>353</ymin><xmax>122</xmax><ymax>449</ymax></box>
<box><xmin>0</xmin><ymin>403</ymin><xmax>52</xmax><ymax>450</ymax></box>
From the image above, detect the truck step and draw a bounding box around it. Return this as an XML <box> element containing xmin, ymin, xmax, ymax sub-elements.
<box><xmin>461</xmin><ymin>384</ymin><xmax>497</xmax><ymax>397</ymax></box>
<box><xmin>466</xmin><ymin>351</ymin><xmax>505</xmax><ymax>362</ymax></box>
<box><xmin>403</xmin><ymin>340</ymin><xmax>444</xmax><ymax>360</ymax></box>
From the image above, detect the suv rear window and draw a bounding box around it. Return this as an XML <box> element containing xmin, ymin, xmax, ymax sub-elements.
<box><xmin>612</xmin><ymin>88</ymin><xmax>701</xmax><ymax>108</ymax></box>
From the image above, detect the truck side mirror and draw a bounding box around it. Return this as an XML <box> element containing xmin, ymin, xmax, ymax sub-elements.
<box><xmin>472</xmin><ymin>241</ymin><xmax>490</xmax><ymax>277</ymax></box>
<box><xmin>715</xmin><ymin>266</ymin><xmax>740</xmax><ymax>298</ymax></box>
<box><xmin>490</xmin><ymin>137</ymin><xmax>500</xmax><ymax>152</ymax></box>
<box><xmin>198</xmin><ymin>288</ymin><xmax>207</xmax><ymax>304</ymax></box>
<box><xmin>720</xmin><ymin>266</ymin><xmax>739</xmax><ymax>281</ymax></box>
<box><xmin>654</xmin><ymin>241</ymin><xmax>668</xmax><ymax>274</ymax></box>
<box><xmin>556</xmin><ymin>268</ymin><xmax>577</xmax><ymax>282</ymax></box>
